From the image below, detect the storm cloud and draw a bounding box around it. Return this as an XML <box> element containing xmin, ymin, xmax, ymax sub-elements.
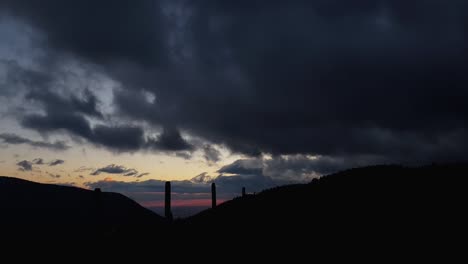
<box><xmin>1</xmin><ymin>1</ymin><xmax>468</xmax><ymax>176</ymax></box>
<box><xmin>19</xmin><ymin>86</ymin><xmax>193</xmax><ymax>153</ymax></box>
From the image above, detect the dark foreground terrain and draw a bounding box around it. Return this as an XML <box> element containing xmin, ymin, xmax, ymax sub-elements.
<box><xmin>1</xmin><ymin>163</ymin><xmax>466</xmax><ymax>240</ymax></box>
<box><xmin>0</xmin><ymin>177</ymin><xmax>164</xmax><ymax>239</ymax></box>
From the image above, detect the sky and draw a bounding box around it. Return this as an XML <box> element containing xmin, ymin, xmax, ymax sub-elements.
<box><xmin>1</xmin><ymin>1</ymin><xmax>467</xmax><ymax>217</ymax></box>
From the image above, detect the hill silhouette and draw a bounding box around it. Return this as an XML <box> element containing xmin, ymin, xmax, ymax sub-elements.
<box><xmin>0</xmin><ymin>176</ymin><xmax>164</xmax><ymax>239</ymax></box>
<box><xmin>1</xmin><ymin>163</ymin><xmax>466</xmax><ymax>241</ymax></box>
<box><xmin>181</xmin><ymin>164</ymin><xmax>466</xmax><ymax>240</ymax></box>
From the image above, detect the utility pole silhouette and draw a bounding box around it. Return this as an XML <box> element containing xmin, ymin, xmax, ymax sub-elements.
<box><xmin>211</xmin><ymin>182</ymin><xmax>216</xmax><ymax>208</ymax></box>
<box><xmin>242</xmin><ymin>187</ymin><xmax>246</xmax><ymax>197</ymax></box>
<box><xmin>165</xmin><ymin>181</ymin><xmax>173</xmax><ymax>221</ymax></box>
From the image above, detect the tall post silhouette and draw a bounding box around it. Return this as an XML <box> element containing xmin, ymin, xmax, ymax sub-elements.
<box><xmin>165</xmin><ymin>181</ymin><xmax>173</xmax><ymax>221</ymax></box>
<box><xmin>242</xmin><ymin>187</ymin><xmax>246</xmax><ymax>197</ymax></box>
<box><xmin>211</xmin><ymin>182</ymin><xmax>216</xmax><ymax>208</ymax></box>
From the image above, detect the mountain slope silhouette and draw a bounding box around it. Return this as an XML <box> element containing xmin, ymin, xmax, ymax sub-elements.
<box><xmin>0</xmin><ymin>176</ymin><xmax>164</xmax><ymax>239</ymax></box>
<box><xmin>183</xmin><ymin>164</ymin><xmax>466</xmax><ymax>240</ymax></box>
<box><xmin>2</xmin><ymin>163</ymin><xmax>466</xmax><ymax>242</ymax></box>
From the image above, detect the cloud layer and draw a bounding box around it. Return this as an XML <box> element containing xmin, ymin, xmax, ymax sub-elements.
<box><xmin>0</xmin><ymin>133</ymin><xmax>69</xmax><ymax>151</ymax></box>
<box><xmin>1</xmin><ymin>1</ymin><xmax>468</xmax><ymax>178</ymax></box>
<box><xmin>90</xmin><ymin>164</ymin><xmax>148</xmax><ymax>178</ymax></box>
<box><xmin>15</xmin><ymin>157</ymin><xmax>65</xmax><ymax>171</ymax></box>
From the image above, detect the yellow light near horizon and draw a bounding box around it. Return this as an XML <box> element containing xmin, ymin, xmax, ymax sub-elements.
<box><xmin>0</xmin><ymin>142</ymin><xmax>243</xmax><ymax>188</ymax></box>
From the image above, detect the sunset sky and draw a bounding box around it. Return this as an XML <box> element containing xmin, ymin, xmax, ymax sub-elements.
<box><xmin>1</xmin><ymin>1</ymin><xmax>468</xmax><ymax>217</ymax></box>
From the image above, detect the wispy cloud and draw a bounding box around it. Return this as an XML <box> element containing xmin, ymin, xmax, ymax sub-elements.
<box><xmin>74</xmin><ymin>166</ymin><xmax>94</xmax><ymax>173</ymax></box>
<box><xmin>15</xmin><ymin>158</ymin><xmax>66</xmax><ymax>171</ymax></box>
<box><xmin>32</xmin><ymin>158</ymin><xmax>44</xmax><ymax>165</ymax></box>
<box><xmin>47</xmin><ymin>172</ymin><xmax>61</xmax><ymax>178</ymax></box>
<box><xmin>49</xmin><ymin>159</ymin><xmax>65</xmax><ymax>166</ymax></box>
<box><xmin>0</xmin><ymin>133</ymin><xmax>70</xmax><ymax>151</ymax></box>
<box><xmin>90</xmin><ymin>164</ymin><xmax>149</xmax><ymax>178</ymax></box>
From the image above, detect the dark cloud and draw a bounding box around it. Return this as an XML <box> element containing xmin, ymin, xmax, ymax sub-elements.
<box><xmin>91</xmin><ymin>125</ymin><xmax>145</xmax><ymax>152</ymax></box>
<box><xmin>91</xmin><ymin>164</ymin><xmax>132</xmax><ymax>175</ymax></box>
<box><xmin>21</xmin><ymin>112</ymin><xmax>93</xmax><ymax>139</ymax></box>
<box><xmin>175</xmin><ymin>151</ymin><xmax>192</xmax><ymax>160</ymax></box>
<box><xmin>215</xmin><ymin>173</ymin><xmax>275</xmax><ymax>194</ymax></box>
<box><xmin>191</xmin><ymin>172</ymin><xmax>213</xmax><ymax>184</ymax></box>
<box><xmin>218</xmin><ymin>159</ymin><xmax>263</xmax><ymax>176</ymax></box>
<box><xmin>123</xmin><ymin>169</ymin><xmax>139</xmax><ymax>177</ymax></box>
<box><xmin>0</xmin><ymin>133</ymin><xmax>70</xmax><ymax>151</ymax></box>
<box><xmin>90</xmin><ymin>164</ymin><xmax>147</xmax><ymax>178</ymax></box>
<box><xmin>218</xmin><ymin>155</ymin><xmax>382</xmax><ymax>182</ymax></box>
<box><xmin>16</xmin><ymin>160</ymin><xmax>32</xmax><ymax>171</ymax></box>
<box><xmin>0</xmin><ymin>59</ymin><xmax>53</xmax><ymax>97</ymax></box>
<box><xmin>1</xmin><ymin>56</ymin><xmax>189</xmax><ymax>154</ymax></box>
<box><xmin>2</xmin><ymin>1</ymin><xmax>468</xmax><ymax>172</ymax></box>
<box><xmin>136</xmin><ymin>172</ymin><xmax>150</xmax><ymax>178</ymax></box>
<box><xmin>46</xmin><ymin>172</ymin><xmax>61</xmax><ymax>178</ymax></box>
<box><xmin>21</xmin><ymin>109</ymin><xmax>193</xmax><ymax>153</ymax></box>
<box><xmin>49</xmin><ymin>159</ymin><xmax>64</xmax><ymax>166</ymax></box>
<box><xmin>9</xmin><ymin>65</ymin><xmax>193</xmax><ymax>153</ymax></box>
<box><xmin>25</xmin><ymin>88</ymin><xmax>102</xmax><ymax>119</ymax></box>
<box><xmin>117</xmin><ymin>1</ymin><xmax>468</xmax><ymax>164</ymax></box>
<box><xmin>203</xmin><ymin>145</ymin><xmax>221</xmax><ymax>164</ymax></box>
<box><xmin>262</xmin><ymin>155</ymin><xmax>379</xmax><ymax>181</ymax></box>
<box><xmin>0</xmin><ymin>0</ymin><xmax>167</xmax><ymax>66</ymax></box>
<box><xmin>32</xmin><ymin>158</ymin><xmax>44</xmax><ymax>165</ymax></box>
<box><xmin>15</xmin><ymin>158</ymin><xmax>66</xmax><ymax>171</ymax></box>
<box><xmin>147</xmin><ymin>127</ymin><xmax>194</xmax><ymax>152</ymax></box>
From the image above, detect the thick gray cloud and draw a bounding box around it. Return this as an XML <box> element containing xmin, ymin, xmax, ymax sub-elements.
<box><xmin>218</xmin><ymin>159</ymin><xmax>263</xmax><ymax>176</ymax></box>
<box><xmin>16</xmin><ymin>160</ymin><xmax>32</xmax><ymax>171</ymax></box>
<box><xmin>191</xmin><ymin>172</ymin><xmax>213</xmax><ymax>184</ymax></box>
<box><xmin>19</xmin><ymin>86</ymin><xmax>193</xmax><ymax>153</ymax></box>
<box><xmin>202</xmin><ymin>145</ymin><xmax>222</xmax><ymax>164</ymax></box>
<box><xmin>0</xmin><ymin>133</ymin><xmax>70</xmax><ymax>151</ymax></box>
<box><xmin>218</xmin><ymin>155</ymin><xmax>387</xmax><ymax>182</ymax></box>
<box><xmin>147</xmin><ymin>127</ymin><xmax>194</xmax><ymax>152</ymax></box>
<box><xmin>1</xmin><ymin>1</ymin><xmax>468</xmax><ymax>175</ymax></box>
<box><xmin>0</xmin><ymin>0</ymin><xmax>167</xmax><ymax>66</ymax></box>
<box><xmin>90</xmin><ymin>164</ymin><xmax>148</xmax><ymax>178</ymax></box>
<box><xmin>25</xmin><ymin>88</ymin><xmax>102</xmax><ymax>119</ymax></box>
<box><xmin>91</xmin><ymin>164</ymin><xmax>135</xmax><ymax>176</ymax></box>
<box><xmin>0</xmin><ymin>56</ymin><xmax>193</xmax><ymax>154</ymax></box>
